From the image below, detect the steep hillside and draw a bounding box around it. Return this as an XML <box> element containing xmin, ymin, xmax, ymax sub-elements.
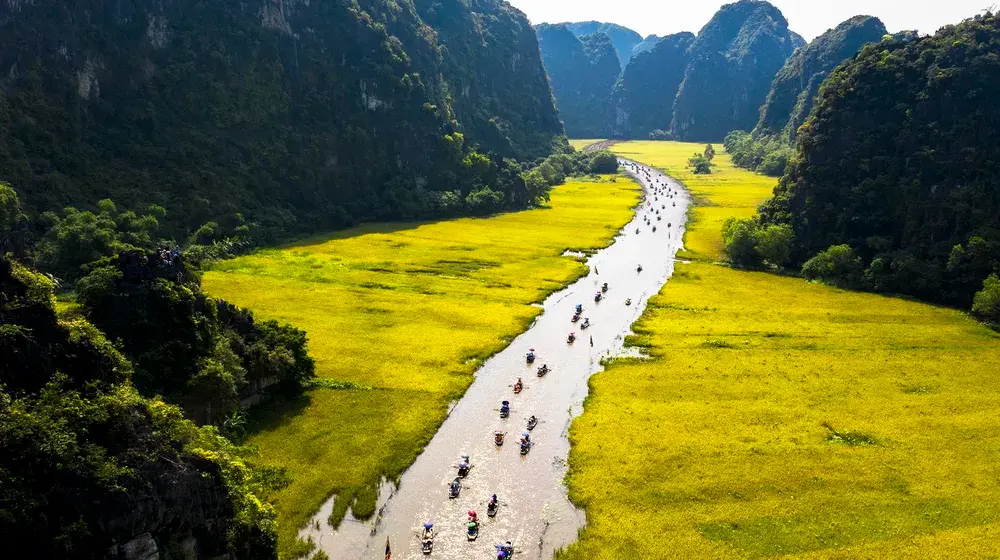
<box><xmin>672</xmin><ymin>0</ymin><xmax>798</xmax><ymax>140</ymax></box>
<box><xmin>563</xmin><ymin>21</ymin><xmax>643</xmax><ymax>67</ymax></box>
<box><xmin>755</xmin><ymin>16</ymin><xmax>888</xmax><ymax>140</ymax></box>
<box><xmin>0</xmin><ymin>0</ymin><xmax>564</xmax><ymax>240</ymax></box>
<box><xmin>0</xmin><ymin>258</ymin><xmax>277</xmax><ymax>558</ymax></box>
<box><xmin>631</xmin><ymin>34</ymin><xmax>662</xmax><ymax>57</ymax></box>
<box><xmin>609</xmin><ymin>33</ymin><xmax>696</xmax><ymax>138</ymax></box>
<box><xmin>536</xmin><ymin>24</ymin><xmax>621</xmax><ymax>137</ymax></box>
<box><xmin>760</xmin><ymin>13</ymin><xmax>1000</xmax><ymax>310</ymax></box>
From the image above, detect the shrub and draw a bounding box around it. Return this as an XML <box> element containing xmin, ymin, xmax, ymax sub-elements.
<box><xmin>588</xmin><ymin>151</ymin><xmax>620</xmax><ymax>173</ymax></box>
<box><xmin>722</xmin><ymin>217</ymin><xmax>761</xmax><ymax>267</ymax></box>
<box><xmin>972</xmin><ymin>274</ymin><xmax>1000</xmax><ymax>323</ymax></box>
<box><xmin>688</xmin><ymin>153</ymin><xmax>712</xmax><ymax>174</ymax></box>
<box><xmin>753</xmin><ymin>224</ymin><xmax>793</xmax><ymax>266</ymax></box>
<box><xmin>802</xmin><ymin>244</ymin><xmax>863</xmax><ymax>285</ymax></box>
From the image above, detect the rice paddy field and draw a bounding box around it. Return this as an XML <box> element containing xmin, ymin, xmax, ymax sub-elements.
<box><xmin>569</xmin><ymin>138</ymin><xmax>606</xmax><ymax>150</ymax></box>
<box><xmin>559</xmin><ymin>141</ymin><xmax>1000</xmax><ymax>559</ymax></box>
<box><xmin>202</xmin><ymin>176</ymin><xmax>640</xmax><ymax>557</ymax></box>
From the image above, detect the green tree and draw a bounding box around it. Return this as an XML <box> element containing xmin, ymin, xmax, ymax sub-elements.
<box><xmin>802</xmin><ymin>245</ymin><xmax>863</xmax><ymax>285</ymax></box>
<box><xmin>688</xmin><ymin>153</ymin><xmax>712</xmax><ymax>174</ymax></box>
<box><xmin>704</xmin><ymin>144</ymin><xmax>716</xmax><ymax>161</ymax></box>
<box><xmin>972</xmin><ymin>274</ymin><xmax>1000</xmax><ymax>323</ymax></box>
<box><xmin>754</xmin><ymin>223</ymin><xmax>793</xmax><ymax>266</ymax></box>
<box><xmin>588</xmin><ymin>151</ymin><xmax>620</xmax><ymax>173</ymax></box>
<box><xmin>34</xmin><ymin>200</ymin><xmax>162</xmax><ymax>278</ymax></box>
<box><xmin>722</xmin><ymin>217</ymin><xmax>761</xmax><ymax>267</ymax></box>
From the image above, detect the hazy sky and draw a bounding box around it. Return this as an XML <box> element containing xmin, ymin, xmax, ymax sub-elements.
<box><xmin>506</xmin><ymin>0</ymin><xmax>991</xmax><ymax>41</ymax></box>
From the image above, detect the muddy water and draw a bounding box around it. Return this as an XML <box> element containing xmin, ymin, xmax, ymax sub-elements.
<box><xmin>307</xmin><ymin>161</ymin><xmax>689</xmax><ymax>559</ymax></box>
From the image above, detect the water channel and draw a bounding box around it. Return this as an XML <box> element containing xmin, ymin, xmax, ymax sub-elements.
<box><xmin>306</xmin><ymin>160</ymin><xmax>690</xmax><ymax>559</ymax></box>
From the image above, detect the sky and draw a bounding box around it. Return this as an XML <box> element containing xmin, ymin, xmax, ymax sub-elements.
<box><xmin>505</xmin><ymin>0</ymin><xmax>992</xmax><ymax>41</ymax></box>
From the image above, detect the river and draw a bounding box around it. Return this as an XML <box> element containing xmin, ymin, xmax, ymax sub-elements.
<box><xmin>304</xmin><ymin>160</ymin><xmax>690</xmax><ymax>559</ymax></box>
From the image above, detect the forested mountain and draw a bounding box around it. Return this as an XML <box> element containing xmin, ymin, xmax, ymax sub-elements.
<box><xmin>672</xmin><ymin>0</ymin><xmax>799</xmax><ymax>140</ymax></box>
<box><xmin>631</xmin><ymin>35</ymin><xmax>663</xmax><ymax>57</ymax></box>
<box><xmin>759</xmin><ymin>12</ymin><xmax>1000</xmax><ymax>312</ymax></box>
<box><xmin>0</xmin><ymin>0</ymin><xmax>564</xmax><ymax>241</ymax></box>
<box><xmin>0</xmin><ymin>258</ymin><xmax>279</xmax><ymax>557</ymax></box>
<box><xmin>725</xmin><ymin>15</ymin><xmax>889</xmax><ymax>175</ymax></box>
<box><xmin>562</xmin><ymin>21</ymin><xmax>644</xmax><ymax>67</ymax></box>
<box><xmin>754</xmin><ymin>16</ymin><xmax>888</xmax><ymax>140</ymax></box>
<box><xmin>609</xmin><ymin>33</ymin><xmax>696</xmax><ymax>138</ymax></box>
<box><xmin>536</xmin><ymin>25</ymin><xmax>621</xmax><ymax>138</ymax></box>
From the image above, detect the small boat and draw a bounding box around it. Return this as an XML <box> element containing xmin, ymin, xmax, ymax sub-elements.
<box><xmin>487</xmin><ymin>502</ymin><xmax>498</xmax><ymax>518</ymax></box>
<box><xmin>536</xmin><ymin>365</ymin><xmax>549</xmax><ymax>377</ymax></box>
<box><xmin>513</xmin><ymin>381</ymin><xmax>523</xmax><ymax>394</ymax></box>
<box><xmin>448</xmin><ymin>478</ymin><xmax>461</xmax><ymax>499</ymax></box>
<box><xmin>495</xmin><ymin>431</ymin><xmax>506</xmax><ymax>446</ymax></box>
<box><xmin>527</xmin><ymin>416</ymin><xmax>538</xmax><ymax>431</ymax></box>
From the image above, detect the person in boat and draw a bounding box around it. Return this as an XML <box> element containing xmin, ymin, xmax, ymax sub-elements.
<box><xmin>520</xmin><ymin>432</ymin><xmax>531</xmax><ymax>445</ymax></box>
<box><xmin>490</xmin><ymin>494</ymin><xmax>498</xmax><ymax>507</ymax></box>
<box><xmin>514</xmin><ymin>378</ymin><xmax>523</xmax><ymax>390</ymax></box>
<box><xmin>468</xmin><ymin>510</ymin><xmax>479</xmax><ymax>523</ymax></box>
<box><xmin>494</xmin><ymin>430</ymin><xmax>505</xmax><ymax>444</ymax></box>
<box><xmin>457</xmin><ymin>457</ymin><xmax>470</xmax><ymax>474</ymax></box>
<box><xmin>528</xmin><ymin>415</ymin><xmax>537</xmax><ymax>427</ymax></box>
<box><xmin>423</xmin><ymin>522</ymin><xmax>434</xmax><ymax>539</ymax></box>
<box><xmin>450</xmin><ymin>479</ymin><xmax>460</xmax><ymax>493</ymax></box>
<box><xmin>637</xmin><ymin>264</ymin><xmax>643</xmax><ymax>272</ymax></box>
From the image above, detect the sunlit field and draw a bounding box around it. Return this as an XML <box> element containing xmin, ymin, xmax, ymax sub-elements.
<box><xmin>569</xmin><ymin>138</ymin><xmax>606</xmax><ymax>150</ymax></box>
<box><xmin>203</xmin><ymin>176</ymin><xmax>639</xmax><ymax>556</ymax></box>
<box><xmin>559</xmin><ymin>142</ymin><xmax>1000</xmax><ymax>559</ymax></box>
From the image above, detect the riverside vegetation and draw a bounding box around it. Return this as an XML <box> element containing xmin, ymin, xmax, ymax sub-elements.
<box><xmin>559</xmin><ymin>141</ymin><xmax>1000</xmax><ymax>559</ymax></box>
<box><xmin>202</xmin><ymin>174</ymin><xmax>639</xmax><ymax>556</ymax></box>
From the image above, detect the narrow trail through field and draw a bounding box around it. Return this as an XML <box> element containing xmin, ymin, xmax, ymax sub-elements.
<box><xmin>309</xmin><ymin>160</ymin><xmax>689</xmax><ymax>559</ymax></box>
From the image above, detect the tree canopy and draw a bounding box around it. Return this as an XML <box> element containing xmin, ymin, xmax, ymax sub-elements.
<box><xmin>759</xmin><ymin>12</ymin><xmax>1000</xmax><ymax>311</ymax></box>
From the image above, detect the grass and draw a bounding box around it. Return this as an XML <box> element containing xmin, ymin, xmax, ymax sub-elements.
<box><xmin>202</xmin><ymin>176</ymin><xmax>640</xmax><ymax>557</ymax></box>
<box><xmin>558</xmin><ymin>141</ymin><xmax>1000</xmax><ymax>559</ymax></box>
<box><xmin>569</xmin><ymin>138</ymin><xmax>607</xmax><ymax>150</ymax></box>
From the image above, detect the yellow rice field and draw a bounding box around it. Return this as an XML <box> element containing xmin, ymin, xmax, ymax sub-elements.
<box><xmin>202</xmin><ymin>176</ymin><xmax>639</xmax><ymax>556</ymax></box>
<box><xmin>569</xmin><ymin>138</ymin><xmax>606</xmax><ymax>150</ymax></box>
<box><xmin>559</xmin><ymin>142</ymin><xmax>1000</xmax><ymax>559</ymax></box>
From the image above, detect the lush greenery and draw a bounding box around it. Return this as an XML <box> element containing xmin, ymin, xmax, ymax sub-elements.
<box><xmin>202</xmin><ymin>173</ymin><xmax>639</xmax><ymax>557</ymax></box>
<box><xmin>560</xmin><ymin>140</ymin><xmax>1000</xmax><ymax>559</ymax></box>
<box><xmin>671</xmin><ymin>0</ymin><xmax>798</xmax><ymax>141</ymax></box>
<box><xmin>562</xmin><ymin>21</ymin><xmax>644</xmax><ymax>67</ymax></box>
<box><xmin>759</xmin><ymin>13</ymin><xmax>1000</xmax><ymax>313</ymax></box>
<box><xmin>536</xmin><ymin>25</ymin><xmax>622</xmax><ymax>138</ymax></box>
<box><xmin>0</xmin><ymin>258</ymin><xmax>280</xmax><ymax>558</ymax></box>
<box><xmin>757</xmin><ymin>16</ymin><xmax>888</xmax><ymax>140</ymax></box>
<box><xmin>725</xmin><ymin>16</ymin><xmax>889</xmax><ymax>176</ymax></box>
<box><xmin>76</xmin><ymin>250</ymin><xmax>315</xmax><ymax>425</ymax></box>
<box><xmin>0</xmin><ymin>0</ymin><xmax>564</xmax><ymax>243</ymax></box>
<box><xmin>608</xmin><ymin>33</ymin><xmax>695</xmax><ymax>138</ymax></box>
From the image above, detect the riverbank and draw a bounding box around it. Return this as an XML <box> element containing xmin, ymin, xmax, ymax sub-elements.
<box><xmin>202</xmin><ymin>176</ymin><xmax>640</xmax><ymax>557</ymax></box>
<box><xmin>559</xmin><ymin>142</ymin><xmax>1000</xmax><ymax>558</ymax></box>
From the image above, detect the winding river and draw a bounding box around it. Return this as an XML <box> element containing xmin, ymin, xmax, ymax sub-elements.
<box><xmin>305</xmin><ymin>160</ymin><xmax>690</xmax><ymax>559</ymax></box>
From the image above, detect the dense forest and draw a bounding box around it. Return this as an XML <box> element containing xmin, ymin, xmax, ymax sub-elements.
<box><xmin>724</xmin><ymin>16</ymin><xmax>890</xmax><ymax>175</ymax></box>
<box><xmin>0</xmin><ymin>0</ymin><xmax>565</xmax><ymax>243</ymax></box>
<box><xmin>536</xmin><ymin>25</ymin><xmax>621</xmax><ymax>138</ymax></box>
<box><xmin>609</xmin><ymin>33</ymin><xmax>695</xmax><ymax>138</ymax></box>
<box><xmin>0</xmin><ymin>258</ymin><xmax>281</xmax><ymax>557</ymax></box>
<box><xmin>742</xmin><ymin>13</ymin><xmax>1000</xmax><ymax>321</ymax></box>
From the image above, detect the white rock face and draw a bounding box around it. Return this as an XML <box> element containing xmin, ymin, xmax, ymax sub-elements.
<box><xmin>77</xmin><ymin>57</ymin><xmax>103</xmax><ymax>100</ymax></box>
<box><xmin>260</xmin><ymin>0</ymin><xmax>293</xmax><ymax>35</ymax></box>
<box><xmin>147</xmin><ymin>16</ymin><xmax>169</xmax><ymax>49</ymax></box>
